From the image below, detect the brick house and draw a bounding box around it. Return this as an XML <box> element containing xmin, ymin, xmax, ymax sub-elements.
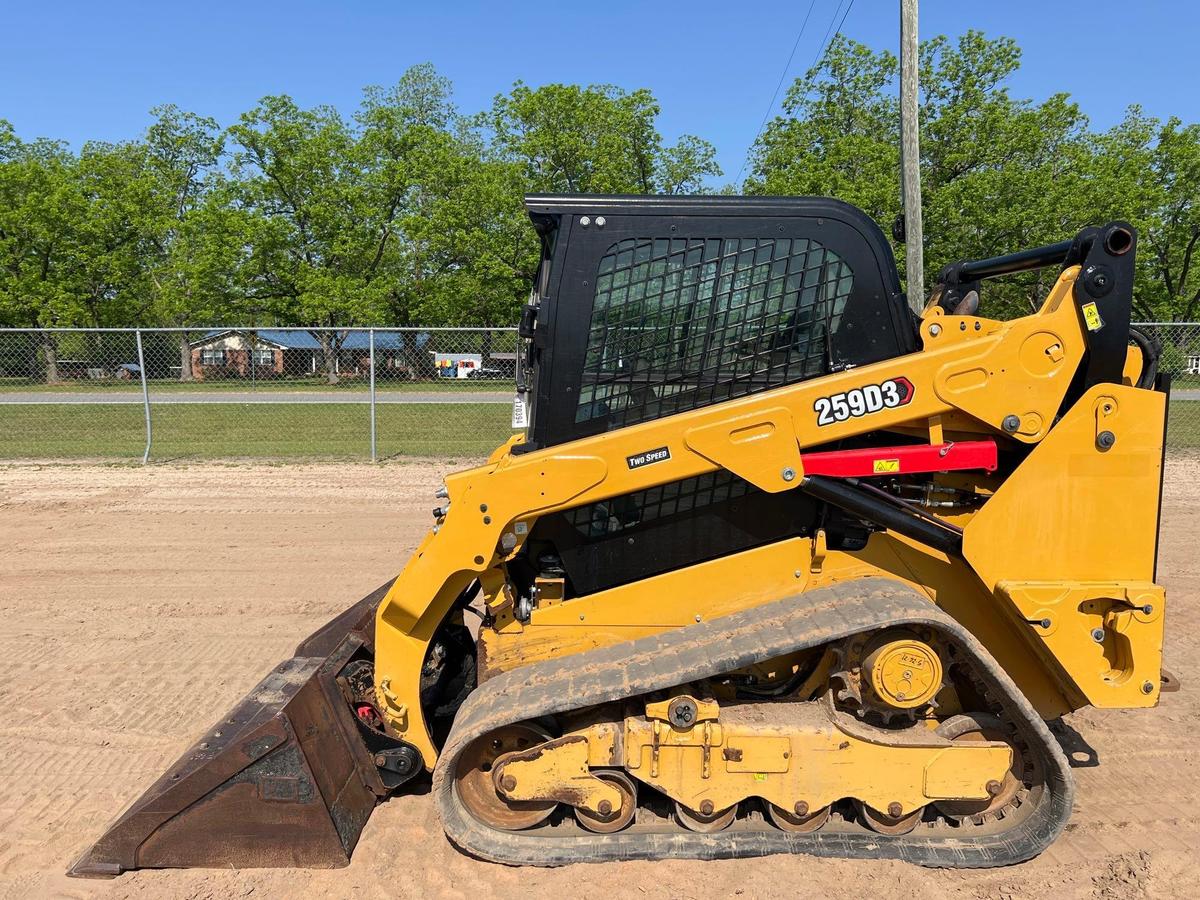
<box><xmin>188</xmin><ymin>330</ymin><xmax>419</xmax><ymax>380</ymax></box>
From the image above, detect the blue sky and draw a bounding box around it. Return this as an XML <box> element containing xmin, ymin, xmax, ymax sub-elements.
<box><xmin>2</xmin><ymin>1</ymin><xmax>1194</xmax><ymax>186</ymax></box>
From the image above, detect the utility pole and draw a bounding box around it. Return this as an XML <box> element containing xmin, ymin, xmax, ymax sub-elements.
<box><xmin>900</xmin><ymin>0</ymin><xmax>924</xmax><ymax>314</ymax></box>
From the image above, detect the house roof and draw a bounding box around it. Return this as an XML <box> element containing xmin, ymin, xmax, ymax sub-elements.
<box><xmin>193</xmin><ymin>329</ymin><xmax>426</xmax><ymax>351</ymax></box>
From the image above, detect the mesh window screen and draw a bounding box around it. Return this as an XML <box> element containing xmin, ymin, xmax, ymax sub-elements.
<box><xmin>577</xmin><ymin>236</ymin><xmax>854</xmax><ymax>428</ymax></box>
<box><xmin>565</xmin><ymin>470</ymin><xmax>754</xmax><ymax>539</ymax></box>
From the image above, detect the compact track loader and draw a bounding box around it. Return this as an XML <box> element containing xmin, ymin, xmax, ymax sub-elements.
<box><xmin>71</xmin><ymin>195</ymin><xmax>1171</xmax><ymax>874</ymax></box>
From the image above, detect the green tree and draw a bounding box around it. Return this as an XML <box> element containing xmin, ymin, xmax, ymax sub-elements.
<box><xmin>228</xmin><ymin>96</ymin><xmax>398</xmax><ymax>382</ymax></box>
<box><xmin>748</xmin><ymin>32</ymin><xmax>1098</xmax><ymax>317</ymax></box>
<box><xmin>485</xmin><ymin>82</ymin><xmax>720</xmax><ymax>194</ymax></box>
<box><xmin>1090</xmin><ymin>109</ymin><xmax>1200</xmax><ymax>321</ymax></box>
<box><xmin>0</xmin><ymin>126</ymin><xmax>81</xmax><ymax>379</ymax></box>
<box><xmin>142</xmin><ymin>105</ymin><xmax>237</xmax><ymax>378</ymax></box>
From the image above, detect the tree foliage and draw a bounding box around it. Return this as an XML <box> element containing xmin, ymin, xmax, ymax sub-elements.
<box><xmin>748</xmin><ymin>31</ymin><xmax>1200</xmax><ymax>320</ymax></box>
<box><xmin>2</xmin><ymin>37</ymin><xmax>1199</xmax><ymax>376</ymax></box>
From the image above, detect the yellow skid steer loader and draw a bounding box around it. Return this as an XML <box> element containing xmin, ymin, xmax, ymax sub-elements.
<box><xmin>71</xmin><ymin>194</ymin><xmax>1170</xmax><ymax>874</ymax></box>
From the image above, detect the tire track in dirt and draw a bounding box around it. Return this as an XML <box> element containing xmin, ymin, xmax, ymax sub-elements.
<box><xmin>0</xmin><ymin>458</ymin><xmax>1196</xmax><ymax>899</ymax></box>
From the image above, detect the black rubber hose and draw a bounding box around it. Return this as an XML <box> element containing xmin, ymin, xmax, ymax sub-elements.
<box><xmin>1129</xmin><ymin>326</ymin><xmax>1160</xmax><ymax>390</ymax></box>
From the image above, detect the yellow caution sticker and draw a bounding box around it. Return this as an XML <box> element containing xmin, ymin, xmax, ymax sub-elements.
<box><xmin>754</xmin><ymin>773</ymin><xmax>767</xmax><ymax>782</ymax></box>
<box><xmin>873</xmin><ymin>458</ymin><xmax>901</xmax><ymax>474</ymax></box>
<box><xmin>1082</xmin><ymin>301</ymin><xmax>1104</xmax><ymax>332</ymax></box>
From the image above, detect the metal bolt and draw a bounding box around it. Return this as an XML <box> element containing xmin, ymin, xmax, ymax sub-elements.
<box><xmin>595</xmin><ymin>216</ymin><xmax>606</xmax><ymax>227</ymax></box>
<box><xmin>1141</xmin><ymin>681</ymin><xmax>1155</xmax><ymax>695</ymax></box>
<box><xmin>929</xmin><ymin>323</ymin><xmax>941</xmax><ymax>337</ymax></box>
<box><xmin>700</xmin><ymin>800</ymin><xmax>715</xmax><ymax>816</ymax></box>
<box><xmin>580</xmin><ymin>216</ymin><xmax>591</xmax><ymax>227</ymax></box>
<box><xmin>960</xmin><ymin>321</ymin><xmax>967</xmax><ymax>331</ymax></box>
<box><xmin>695</xmin><ymin>614</ymin><xmax>702</xmax><ymax>622</ymax></box>
<box><xmin>794</xmin><ymin>800</ymin><xmax>809</xmax><ymax>817</ymax></box>
<box><xmin>597</xmin><ymin>799</ymin><xmax>613</xmax><ymax>816</ymax></box>
<box><xmin>483</xmin><ymin>515</ymin><xmax>492</xmax><ymax>525</ymax></box>
<box><xmin>975</xmin><ymin>321</ymin><xmax>982</xmax><ymax>331</ymax></box>
<box><xmin>1142</xmin><ymin>604</ymin><xmax>1154</xmax><ymax>616</ymax></box>
<box><xmin>794</xmin><ymin>570</ymin><xmax>802</xmax><ymax>578</ymax></box>
<box><xmin>473</xmin><ymin>555</ymin><xmax>484</xmax><ymax>565</ymax></box>
<box><xmin>781</xmin><ymin>467</ymin><xmax>796</xmax><ymax>482</ymax></box>
<box><xmin>479</xmin><ymin>503</ymin><xmax>488</xmax><ymax>512</ymax></box>
<box><xmin>1096</xmin><ymin>430</ymin><xmax>1116</xmax><ymax>450</ymax></box>
<box><xmin>1002</xmin><ymin>415</ymin><xmax>1021</xmax><ymax>434</ymax></box>
<box><xmin>888</xmin><ymin>802</ymin><xmax>903</xmax><ymax>818</ymax></box>
<box><xmin>435</xmin><ymin>486</ymin><xmax>449</xmax><ymax>499</ymax></box>
<box><xmin>986</xmin><ymin>780</ymin><xmax>1003</xmax><ymax>797</ymax></box>
<box><xmin>199</xmin><ymin>742</ymin><xmax>210</xmax><ymax>750</ymax></box>
<box><xmin>374</xmin><ymin>753</ymin><xmax>387</xmax><ymax>767</ymax></box>
<box><xmin>1039</xmin><ymin>618</ymin><xmax>1051</xmax><ymax>629</ymax></box>
<box><xmin>1091</xmin><ymin>627</ymin><xmax>1106</xmax><ymax>643</ymax></box>
<box><xmin>501</xmin><ymin>775</ymin><xmax>517</xmax><ymax>792</ymax></box>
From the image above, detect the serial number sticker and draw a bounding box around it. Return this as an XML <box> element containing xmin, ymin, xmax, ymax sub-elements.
<box><xmin>872</xmin><ymin>458</ymin><xmax>901</xmax><ymax>474</ymax></box>
<box><xmin>814</xmin><ymin>377</ymin><xmax>914</xmax><ymax>427</ymax></box>
<box><xmin>626</xmin><ymin>446</ymin><xmax>671</xmax><ymax>470</ymax></box>
<box><xmin>511</xmin><ymin>393</ymin><xmax>529</xmax><ymax>429</ymax></box>
<box><xmin>1081</xmin><ymin>301</ymin><xmax>1104</xmax><ymax>332</ymax></box>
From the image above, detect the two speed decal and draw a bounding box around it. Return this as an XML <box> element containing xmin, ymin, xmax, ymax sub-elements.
<box><xmin>814</xmin><ymin>377</ymin><xmax>914</xmax><ymax>426</ymax></box>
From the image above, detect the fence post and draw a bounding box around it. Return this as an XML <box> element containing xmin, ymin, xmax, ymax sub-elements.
<box><xmin>369</xmin><ymin>328</ymin><xmax>377</xmax><ymax>462</ymax></box>
<box><xmin>135</xmin><ymin>328</ymin><xmax>152</xmax><ymax>464</ymax></box>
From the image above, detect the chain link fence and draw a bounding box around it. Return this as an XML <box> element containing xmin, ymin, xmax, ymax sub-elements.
<box><xmin>0</xmin><ymin>327</ymin><xmax>518</xmax><ymax>460</ymax></box>
<box><xmin>1133</xmin><ymin>322</ymin><xmax>1200</xmax><ymax>452</ymax></box>
<box><xmin>0</xmin><ymin>324</ymin><xmax>1196</xmax><ymax>462</ymax></box>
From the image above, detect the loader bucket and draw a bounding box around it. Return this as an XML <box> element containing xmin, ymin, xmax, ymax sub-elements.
<box><xmin>68</xmin><ymin>580</ymin><xmax>399</xmax><ymax>878</ymax></box>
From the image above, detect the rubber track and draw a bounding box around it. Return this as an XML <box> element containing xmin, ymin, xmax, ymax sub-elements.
<box><xmin>433</xmin><ymin>577</ymin><xmax>1074</xmax><ymax>867</ymax></box>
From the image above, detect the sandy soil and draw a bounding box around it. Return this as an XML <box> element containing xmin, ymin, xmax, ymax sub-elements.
<box><xmin>1</xmin><ymin>458</ymin><xmax>1197</xmax><ymax>900</ymax></box>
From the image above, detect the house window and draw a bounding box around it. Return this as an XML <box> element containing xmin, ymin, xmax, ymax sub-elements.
<box><xmin>200</xmin><ymin>349</ymin><xmax>226</xmax><ymax>366</ymax></box>
<box><xmin>252</xmin><ymin>348</ymin><xmax>274</xmax><ymax>367</ymax></box>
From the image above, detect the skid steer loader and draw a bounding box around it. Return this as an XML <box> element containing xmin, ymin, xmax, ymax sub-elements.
<box><xmin>71</xmin><ymin>194</ymin><xmax>1171</xmax><ymax>875</ymax></box>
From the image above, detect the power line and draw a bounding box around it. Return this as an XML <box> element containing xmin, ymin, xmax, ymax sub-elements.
<box><xmin>808</xmin><ymin>0</ymin><xmax>856</xmax><ymax>75</ymax></box>
<box><xmin>734</xmin><ymin>0</ymin><xmax>819</xmax><ymax>187</ymax></box>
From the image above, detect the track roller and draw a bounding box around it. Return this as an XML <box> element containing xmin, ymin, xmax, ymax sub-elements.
<box><xmin>574</xmin><ymin>771</ymin><xmax>638</xmax><ymax>833</ymax></box>
<box><xmin>766</xmin><ymin>801</ymin><xmax>831</xmax><ymax>833</ymax></box>
<box><xmin>858</xmin><ymin>800</ymin><xmax>922</xmax><ymax>835</ymax></box>
<box><xmin>674</xmin><ymin>800</ymin><xmax>737</xmax><ymax>833</ymax></box>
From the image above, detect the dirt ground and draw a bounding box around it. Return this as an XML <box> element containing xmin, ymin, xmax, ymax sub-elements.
<box><xmin>1</xmin><ymin>459</ymin><xmax>1197</xmax><ymax>900</ymax></box>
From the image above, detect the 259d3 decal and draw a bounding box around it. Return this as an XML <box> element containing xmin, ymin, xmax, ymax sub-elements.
<box><xmin>814</xmin><ymin>377</ymin><xmax>914</xmax><ymax>426</ymax></box>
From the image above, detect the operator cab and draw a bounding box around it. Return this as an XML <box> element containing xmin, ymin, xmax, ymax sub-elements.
<box><xmin>517</xmin><ymin>194</ymin><xmax>916</xmax><ymax>452</ymax></box>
